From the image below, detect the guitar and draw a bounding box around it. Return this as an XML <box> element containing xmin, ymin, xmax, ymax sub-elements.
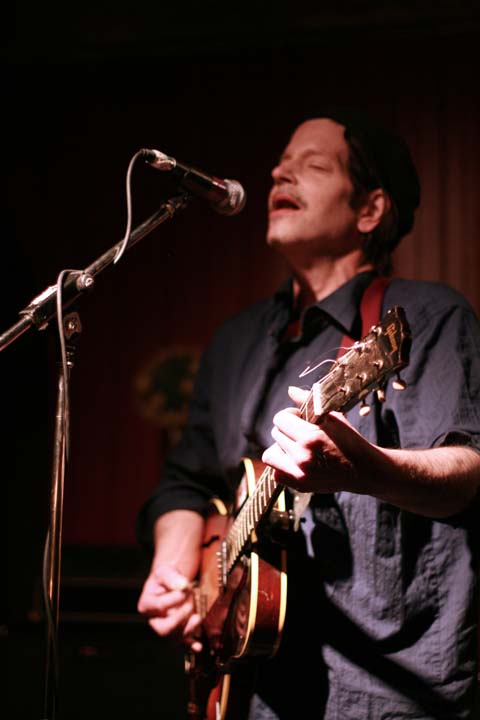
<box><xmin>185</xmin><ymin>305</ymin><xmax>411</xmax><ymax>720</ymax></box>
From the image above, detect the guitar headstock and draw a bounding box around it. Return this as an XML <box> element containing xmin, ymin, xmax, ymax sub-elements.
<box><xmin>308</xmin><ymin>306</ymin><xmax>411</xmax><ymax>420</ymax></box>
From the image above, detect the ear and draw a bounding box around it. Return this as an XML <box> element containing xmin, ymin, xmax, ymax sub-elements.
<box><xmin>356</xmin><ymin>189</ymin><xmax>391</xmax><ymax>234</ymax></box>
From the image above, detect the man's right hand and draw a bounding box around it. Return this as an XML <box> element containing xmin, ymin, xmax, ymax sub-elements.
<box><xmin>137</xmin><ymin>510</ymin><xmax>205</xmax><ymax>652</ymax></box>
<box><xmin>137</xmin><ymin>562</ymin><xmax>203</xmax><ymax>652</ymax></box>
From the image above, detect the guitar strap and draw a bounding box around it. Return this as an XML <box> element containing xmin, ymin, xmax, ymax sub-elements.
<box><xmin>292</xmin><ymin>274</ymin><xmax>390</xmax><ymax>528</ymax></box>
<box><xmin>337</xmin><ymin>275</ymin><xmax>391</xmax><ymax>360</ymax></box>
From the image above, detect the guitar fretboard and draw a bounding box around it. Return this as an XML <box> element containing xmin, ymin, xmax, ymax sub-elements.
<box><xmin>225</xmin><ymin>463</ymin><xmax>281</xmax><ymax>571</ymax></box>
<box><xmin>225</xmin><ymin>391</ymin><xmax>319</xmax><ymax>570</ymax></box>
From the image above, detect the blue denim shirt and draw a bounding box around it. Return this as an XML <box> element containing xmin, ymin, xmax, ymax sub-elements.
<box><xmin>137</xmin><ymin>271</ymin><xmax>480</xmax><ymax>719</ymax></box>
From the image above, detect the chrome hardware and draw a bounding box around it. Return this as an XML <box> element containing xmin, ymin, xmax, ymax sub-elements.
<box><xmin>359</xmin><ymin>400</ymin><xmax>371</xmax><ymax>416</ymax></box>
<box><xmin>392</xmin><ymin>372</ymin><xmax>407</xmax><ymax>391</ymax></box>
<box><xmin>75</xmin><ymin>272</ymin><xmax>94</xmax><ymax>291</ymax></box>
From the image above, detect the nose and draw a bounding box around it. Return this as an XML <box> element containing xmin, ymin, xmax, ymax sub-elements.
<box><xmin>271</xmin><ymin>157</ymin><xmax>296</xmax><ymax>184</ymax></box>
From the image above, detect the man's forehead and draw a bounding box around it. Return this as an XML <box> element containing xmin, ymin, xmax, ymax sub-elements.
<box><xmin>282</xmin><ymin>118</ymin><xmax>348</xmax><ymax>159</ymax></box>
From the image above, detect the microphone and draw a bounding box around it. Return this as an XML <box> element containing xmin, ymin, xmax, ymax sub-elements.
<box><xmin>141</xmin><ymin>148</ymin><xmax>246</xmax><ymax>216</ymax></box>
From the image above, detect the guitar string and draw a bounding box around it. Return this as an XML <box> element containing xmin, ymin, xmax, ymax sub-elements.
<box><xmin>224</xmin><ymin>334</ymin><xmax>386</xmax><ymax>568</ymax></box>
<box><xmin>225</xmin><ymin>356</ymin><xmax>345</xmax><ymax>567</ymax></box>
<box><xmin>221</xmin><ymin>314</ymin><xmax>407</xmax><ymax>578</ymax></box>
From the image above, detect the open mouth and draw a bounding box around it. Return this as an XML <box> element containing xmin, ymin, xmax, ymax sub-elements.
<box><xmin>270</xmin><ymin>193</ymin><xmax>302</xmax><ymax>213</ymax></box>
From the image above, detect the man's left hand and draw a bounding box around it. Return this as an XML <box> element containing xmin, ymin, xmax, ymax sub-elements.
<box><xmin>261</xmin><ymin>385</ymin><xmax>374</xmax><ymax>493</ymax></box>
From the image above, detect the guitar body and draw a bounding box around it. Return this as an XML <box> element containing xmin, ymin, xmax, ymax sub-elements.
<box><xmin>186</xmin><ymin>458</ymin><xmax>287</xmax><ymax>720</ymax></box>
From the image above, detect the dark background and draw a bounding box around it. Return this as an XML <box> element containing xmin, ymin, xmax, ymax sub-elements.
<box><xmin>7</xmin><ymin>2</ymin><xmax>480</xmax><ymax>718</ymax></box>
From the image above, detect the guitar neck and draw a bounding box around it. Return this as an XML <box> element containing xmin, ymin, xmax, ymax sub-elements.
<box><xmin>225</xmin><ymin>465</ymin><xmax>284</xmax><ymax>572</ymax></box>
<box><xmin>225</xmin><ymin>391</ymin><xmax>316</xmax><ymax>571</ymax></box>
<box><xmin>224</xmin><ymin>305</ymin><xmax>411</xmax><ymax>574</ymax></box>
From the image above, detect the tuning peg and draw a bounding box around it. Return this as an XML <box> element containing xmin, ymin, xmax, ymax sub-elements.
<box><xmin>359</xmin><ymin>399</ymin><xmax>371</xmax><ymax>416</ymax></box>
<box><xmin>392</xmin><ymin>372</ymin><xmax>407</xmax><ymax>391</ymax></box>
<box><xmin>376</xmin><ymin>387</ymin><xmax>386</xmax><ymax>403</ymax></box>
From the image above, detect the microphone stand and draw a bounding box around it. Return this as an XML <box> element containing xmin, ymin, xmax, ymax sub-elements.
<box><xmin>1</xmin><ymin>193</ymin><xmax>191</xmax><ymax>351</ymax></box>
<box><xmin>42</xmin><ymin>310</ymin><xmax>81</xmax><ymax>720</ymax></box>
<box><xmin>2</xmin><ymin>191</ymin><xmax>192</xmax><ymax>719</ymax></box>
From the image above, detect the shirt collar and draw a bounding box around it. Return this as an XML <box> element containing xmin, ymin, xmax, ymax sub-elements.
<box><xmin>271</xmin><ymin>270</ymin><xmax>377</xmax><ymax>340</ymax></box>
<box><xmin>317</xmin><ymin>270</ymin><xmax>377</xmax><ymax>338</ymax></box>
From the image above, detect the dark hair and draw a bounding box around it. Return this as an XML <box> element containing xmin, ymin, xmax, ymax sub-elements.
<box><xmin>344</xmin><ymin>130</ymin><xmax>399</xmax><ymax>275</ymax></box>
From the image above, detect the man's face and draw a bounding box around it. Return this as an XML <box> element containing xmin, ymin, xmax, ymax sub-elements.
<box><xmin>267</xmin><ymin>118</ymin><xmax>362</xmax><ymax>258</ymax></box>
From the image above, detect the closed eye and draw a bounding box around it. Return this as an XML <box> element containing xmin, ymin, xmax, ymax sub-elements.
<box><xmin>307</xmin><ymin>163</ymin><xmax>330</xmax><ymax>171</ymax></box>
